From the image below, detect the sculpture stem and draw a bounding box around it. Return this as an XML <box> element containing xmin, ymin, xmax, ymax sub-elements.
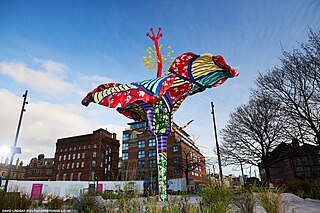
<box><xmin>156</xmin><ymin>134</ymin><xmax>168</xmax><ymax>201</ymax></box>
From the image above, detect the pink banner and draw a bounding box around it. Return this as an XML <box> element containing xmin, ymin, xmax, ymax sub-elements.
<box><xmin>30</xmin><ymin>183</ymin><xmax>43</xmax><ymax>200</ymax></box>
<box><xmin>98</xmin><ymin>183</ymin><xmax>103</xmax><ymax>193</ymax></box>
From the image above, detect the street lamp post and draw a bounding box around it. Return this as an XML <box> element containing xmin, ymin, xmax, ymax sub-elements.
<box><xmin>211</xmin><ymin>102</ymin><xmax>223</xmax><ymax>183</ymax></box>
<box><xmin>4</xmin><ymin>90</ymin><xmax>28</xmax><ymax>192</ymax></box>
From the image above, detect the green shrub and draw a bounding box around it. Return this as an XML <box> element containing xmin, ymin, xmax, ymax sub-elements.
<box><xmin>0</xmin><ymin>190</ymin><xmax>33</xmax><ymax>210</ymax></box>
<box><xmin>256</xmin><ymin>187</ymin><xmax>287</xmax><ymax>213</ymax></box>
<box><xmin>45</xmin><ymin>195</ymin><xmax>65</xmax><ymax>209</ymax></box>
<box><xmin>232</xmin><ymin>188</ymin><xmax>256</xmax><ymax>213</ymax></box>
<box><xmin>73</xmin><ymin>192</ymin><xmax>102</xmax><ymax>213</ymax></box>
<box><xmin>200</xmin><ymin>184</ymin><xmax>231</xmax><ymax>213</ymax></box>
<box><xmin>285</xmin><ymin>179</ymin><xmax>320</xmax><ymax>199</ymax></box>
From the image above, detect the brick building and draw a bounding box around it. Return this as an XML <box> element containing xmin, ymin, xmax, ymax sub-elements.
<box><xmin>0</xmin><ymin>158</ymin><xmax>25</xmax><ymax>184</ymax></box>
<box><xmin>51</xmin><ymin>129</ymin><xmax>120</xmax><ymax>181</ymax></box>
<box><xmin>259</xmin><ymin>138</ymin><xmax>320</xmax><ymax>185</ymax></box>
<box><xmin>120</xmin><ymin>121</ymin><xmax>206</xmax><ymax>191</ymax></box>
<box><xmin>24</xmin><ymin>154</ymin><xmax>54</xmax><ymax>181</ymax></box>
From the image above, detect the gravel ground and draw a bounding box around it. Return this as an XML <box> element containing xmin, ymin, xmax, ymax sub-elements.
<box><xmin>98</xmin><ymin>193</ymin><xmax>320</xmax><ymax>212</ymax></box>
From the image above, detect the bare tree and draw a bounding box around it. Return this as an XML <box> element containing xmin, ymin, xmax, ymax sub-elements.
<box><xmin>256</xmin><ymin>29</ymin><xmax>320</xmax><ymax>145</ymax></box>
<box><xmin>220</xmin><ymin>95</ymin><xmax>287</xmax><ymax>183</ymax></box>
<box><xmin>170</xmin><ymin>149</ymin><xmax>205</xmax><ymax>190</ymax></box>
<box><xmin>220</xmin><ymin>142</ymin><xmax>248</xmax><ymax>182</ymax></box>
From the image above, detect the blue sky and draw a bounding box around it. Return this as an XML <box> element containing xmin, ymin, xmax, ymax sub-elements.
<box><xmin>0</xmin><ymin>0</ymin><xmax>319</xmax><ymax>176</ymax></box>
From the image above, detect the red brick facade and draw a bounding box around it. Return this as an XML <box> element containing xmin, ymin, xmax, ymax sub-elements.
<box><xmin>25</xmin><ymin>154</ymin><xmax>54</xmax><ymax>181</ymax></box>
<box><xmin>51</xmin><ymin>129</ymin><xmax>120</xmax><ymax>181</ymax></box>
<box><xmin>121</xmin><ymin>122</ymin><xmax>206</xmax><ymax>191</ymax></box>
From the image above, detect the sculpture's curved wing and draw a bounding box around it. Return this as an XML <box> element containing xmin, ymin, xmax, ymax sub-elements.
<box><xmin>82</xmin><ymin>75</ymin><xmax>175</xmax><ymax>120</ymax></box>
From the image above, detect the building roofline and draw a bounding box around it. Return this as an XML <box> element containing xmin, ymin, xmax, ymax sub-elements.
<box><xmin>57</xmin><ymin>128</ymin><xmax>118</xmax><ymax>141</ymax></box>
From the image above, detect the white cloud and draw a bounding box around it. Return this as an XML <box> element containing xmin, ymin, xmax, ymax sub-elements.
<box><xmin>0</xmin><ymin>59</ymin><xmax>116</xmax><ymax>100</ymax></box>
<box><xmin>77</xmin><ymin>74</ymin><xmax>112</xmax><ymax>86</ymax></box>
<box><xmin>34</xmin><ymin>58</ymin><xmax>69</xmax><ymax>77</ymax></box>
<box><xmin>0</xmin><ymin>89</ymin><xmax>126</xmax><ymax>165</ymax></box>
<box><xmin>0</xmin><ymin>61</ymin><xmax>75</xmax><ymax>96</ymax></box>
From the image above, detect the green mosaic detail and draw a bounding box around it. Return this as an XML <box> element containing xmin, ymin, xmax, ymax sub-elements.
<box><xmin>154</xmin><ymin>98</ymin><xmax>169</xmax><ymax>135</ymax></box>
<box><xmin>158</xmin><ymin>152</ymin><xmax>168</xmax><ymax>202</ymax></box>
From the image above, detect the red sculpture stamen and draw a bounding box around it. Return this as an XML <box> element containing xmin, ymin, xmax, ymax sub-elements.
<box><xmin>146</xmin><ymin>27</ymin><xmax>163</xmax><ymax>77</ymax></box>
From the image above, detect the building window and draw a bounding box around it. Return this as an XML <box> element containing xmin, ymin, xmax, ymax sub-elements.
<box><xmin>63</xmin><ymin>173</ymin><xmax>67</xmax><ymax>181</ymax></box>
<box><xmin>173</xmin><ymin>146</ymin><xmax>178</xmax><ymax>152</ymax></box>
<box><xmin>138</xmin><ymin>140</ymin><xmax>145</xmax><ymax>148</ymax></box>
<box><xmin>69</xmin><ymin>147</ymin><xmax>72</xmax><ymax>151</ymax></box>
<box><xmin>82</xmin><ymin>153</ymin><xmax>85</xmax><ymax>158</ymax></box>
<box><xmin>76</xmin><ymin>162</ymin><xmax>79</xmax><ymax>168</ymax></box>
<box><xmin>62</xmin><ymin>164</ymin><xmax>65</xmax><ymax>170</ymax></box>
<box><xmin>123</xmin><ymin>133</ymin><xmax>130</xmax><ymax>141</ymax></box>
<box><xmin>67</xmin><ymin>163</ymin><xmax>70</xmax><ymax>169</ymax></box>
<box><xmin>73</xmin><ymin>154</ymin><xmax>75</xmax><ymax>160</ymax></box>
<box><xmin>71</xmin><ymin>163</ymin><xmax>74</xmax><ymax>169</ymax></box>
<box><xmin>91</xmin><ymin>172</ymin><xmax>95</xmax><ymax>180</ymax></box>
<box><xmin>65</xmin><ymin>148</ymin><xmax>67</xmax><ymax>152</ymax></box>
<box><xmin>88</xmin><ymin>145</ymin><xmax>90</xmax><ymax>149</ymax></box>
<box><xmin>108</xmin><ymin>164</ymin><xmax>111</xmax><ymax>171</ymax></box>
<box><xmin>174</xmin><ymin>169</ymin><xmax>179</xmax><ymax>176</ymax></box>
<box><xmin>44</xmin><ymin>169</ymin><xmax>50</xmax><ymax>175</ymax></box>
<box><xmin>173</xmin><ymin>157</ymin><xmax>179</xmax><ymax>164</ymax></box>
<box><xmin>138</xmin><ymin>151</ymin><xmax>145</xmax><ymax>159</ymax></box>
<box><xmin>93</xmin><ymin>144</ymin><xmax>97</xmax><ymax>148</ymax></box>
<box><xmin>77</xmin><ymin>153</ymin><xmax>81</xmax><ymax>159</ymax></box>
<box><xmin>122</xmin><ymin>153</ymin><xmax>128</xmax><ymax>160</ymax></box>
<box><xmin>83</xmin><ymin>145</ymin><xmax>86</xmax><ymax>149</ymax></box>
<box><xmin>138</xmin><ymin>161</ymin><xmax>145</xmax><ymax>168</ymax></box>
<box><xmin>57</xmin><ymin>164</ymin><xmax>60</xmax><ymax>170</ymax></box>
<box><xmin>56</xmin><ymin>174</ymin><xmax>59</xmax><ymax>181</ymax></box>
<box><xmin>77</xmin><ymin>172</ymin><xmax>81</xmax><ymax>181</ymax></box>
<box><xmin>131</xmin><ymin>122</ymin><xmax>146</xmax><ymax>130</ymax></box>
<box><xmin>149</xmin><ymin>149</ymin><xmax>156</xmax><ymax>157</ymax></box>
<box><xmin>100</xmin><ymin>162</ymin><xmax>103</xmax><ymax>167</ymax></box>
<box><xmin>58</xmin><ymin>156</ymin><xmax>62</xmax><ymax>161</ymax></box>
<box><xmin>149</xmin><ymin>159</ymin><xmax>157</xmax><ymax>168</ymax></box>
<box><xmin>109</xmin><ymin>148</ymin><xmax>112</xmax><ymax>153</ymax></box>
<box><xmin>81</xmin><ymin>162</ymin><xmax>84</xmax><ymax>168</ymax></box>
<box><xmin>60</xmin><ymin>149</ymin><xmax>62</xmax><ymax>152</ymax></box>
<box><xmin>93</xmin><ymin>152</ymin><xmax>97</xmax><ymax>158</ymax></box>
<box><xmin>78</xmin><ymin>146</ymin><xmax>81</xmax><ymax>150</ymax></box>
<box><xmin>74</xmin><ymin>147</ymin><xmax>76</xmax><ymax>151</ymax></box>
<box><xmin>63</xmin><ymin>155</ymin><xmax>66</xmax><ymax>160</ymax></box>
<box><xmin>122</xmin><ymin>143</ymin><xmax>129</xmax><ymax>150</ymax></box>
<box><xmin>68</xmin><ymin>154</ymin><xmax>71</xmax><ymax>160</ymax></box>
<box><xmin>92</xmin><ymin>160</ymin><xmax>96</xmax><ymax>167</ymax></box>
<box><xmin>148</xmin><ymin>138</ymin><xmax>156</xmax><ymax>147</ymax></box>
<box><xmin>130</xmin><ymin>133</ymin><xmax>137</xmax><ymax>139</ymax></box>
<box><xmin>70</xmin><ymin>173</ymin><xmax>74</xmax><ymax>181</ymax></box>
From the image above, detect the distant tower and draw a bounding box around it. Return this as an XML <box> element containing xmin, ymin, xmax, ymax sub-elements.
<box><xmin>5</xmin><ymin>157</ymin><xmax>9</xmax><ymax>166</ymax></box>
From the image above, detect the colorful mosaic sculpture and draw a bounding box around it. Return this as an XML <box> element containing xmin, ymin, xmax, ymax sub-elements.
<box><xmin>82</xmin><ymin>29</ymin><xmax>239</xmax><ymax>201</ymax></box>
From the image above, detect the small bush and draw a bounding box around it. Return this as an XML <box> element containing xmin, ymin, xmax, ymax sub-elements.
<box><xmin>200</xmin><ymin>184</ymin><xmax>231</xmax><ymax>213</ymax></box>
<box><xmin>73</xmin><ymin>192</ymin><xmax>102</xmax><ymax>213</ymax></box>
<box><xmin>285</xmin><ymin>179</ymin><xmax>320</xmax><ymax>199</ymax></box>
<box><xmin>45</xmin><ymin>195</ymin><xmax>65</xmax><ymax>209</ymax></box>
<box><xmin>232</xmin><ymin>188</ymin><xmax>256</xmax><ymax>213</ymax></box>
<box><xmin>256</xmin><ymin>187</ymin><xmax>287</xmax><ymax>213</ymax></box>
<box><xmin>0</xmin><ymin>190</ymin><xmax>33</xmax><ymax>210</ymax></box>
